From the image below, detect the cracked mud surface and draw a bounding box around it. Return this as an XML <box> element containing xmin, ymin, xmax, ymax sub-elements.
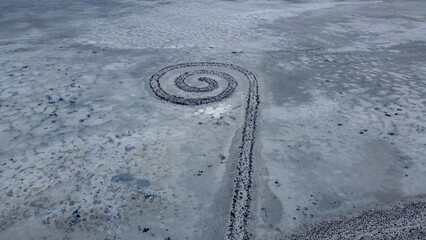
<box><xmin>1</xmin><ymin>0</ymin><xmax>425</xmax><ymax>239</ymax></box>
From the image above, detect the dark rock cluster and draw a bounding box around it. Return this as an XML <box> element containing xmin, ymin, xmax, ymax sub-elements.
<box><xmin>285</xmin><ymin>197</ymin><xmax>426</xmax><ymax>239</ymax></box>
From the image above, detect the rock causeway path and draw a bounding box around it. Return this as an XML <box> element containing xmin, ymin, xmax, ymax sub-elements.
<box><xmin>149</xmin><ymin>62</ymin><xmax>259</xmax><ymax>240</ymax></box>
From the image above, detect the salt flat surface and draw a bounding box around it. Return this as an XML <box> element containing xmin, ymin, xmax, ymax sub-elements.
<box><xmin>0</xmin><ymin>0</ymin><xmax>425</xmax><ymax>239</ymax></box>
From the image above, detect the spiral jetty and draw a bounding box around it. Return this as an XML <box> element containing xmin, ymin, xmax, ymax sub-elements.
<box><xmin>149</xmin><ymin>62</ymin><xmax>259</xmax><ymax>240</ymax></box>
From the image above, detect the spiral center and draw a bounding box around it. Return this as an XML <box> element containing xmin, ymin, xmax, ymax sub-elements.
<box><xmin>174</xmin><ymin>70</ymin><xmax>220</xmax><ymax>93</ymax></box>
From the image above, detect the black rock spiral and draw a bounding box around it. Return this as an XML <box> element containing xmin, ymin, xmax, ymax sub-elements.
<box><xmin>149</xmin><ymin>62</ymin><xmax>259</xmax><ymax>240</ymax></box>
<box><xmin>149</xmin><ymin>64</ymin><xmax>238</xmax><ymax>105</ymax></box>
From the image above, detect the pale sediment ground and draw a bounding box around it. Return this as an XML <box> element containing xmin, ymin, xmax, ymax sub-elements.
<box><xmin>1</xmin><ymin>0</ymin><xmax>425</xmax><ymax>239</ymax></box>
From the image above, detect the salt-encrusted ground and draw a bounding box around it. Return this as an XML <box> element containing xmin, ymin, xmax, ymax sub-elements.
<box><xmin>0</xmin><ymin>0</ymin><xmax>425</xmax><ymax>239</ymax></box>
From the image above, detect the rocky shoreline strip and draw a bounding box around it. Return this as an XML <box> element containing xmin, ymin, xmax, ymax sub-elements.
<box><xmin>285</xmin><ymin>196</ymin><xmax>426</xmax><ymax>239</ymax></box>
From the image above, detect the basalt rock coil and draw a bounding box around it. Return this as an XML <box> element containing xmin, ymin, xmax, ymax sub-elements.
<box><xmin>149</xmin><ymin>62</ymin><xmax>259</xmax><ymax>240</ymax></box>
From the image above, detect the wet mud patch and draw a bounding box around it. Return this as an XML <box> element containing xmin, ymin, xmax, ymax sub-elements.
<box><xmin>112</xmin><ymin>173</ymin><xmax>151</xmax><ymax>189</ymax></box>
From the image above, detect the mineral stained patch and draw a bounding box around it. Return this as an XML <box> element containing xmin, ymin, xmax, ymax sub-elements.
<box><xmin>149</xmin><ymin>62</ymin><xmax>260</xmax><ymax>240</ymax></box>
